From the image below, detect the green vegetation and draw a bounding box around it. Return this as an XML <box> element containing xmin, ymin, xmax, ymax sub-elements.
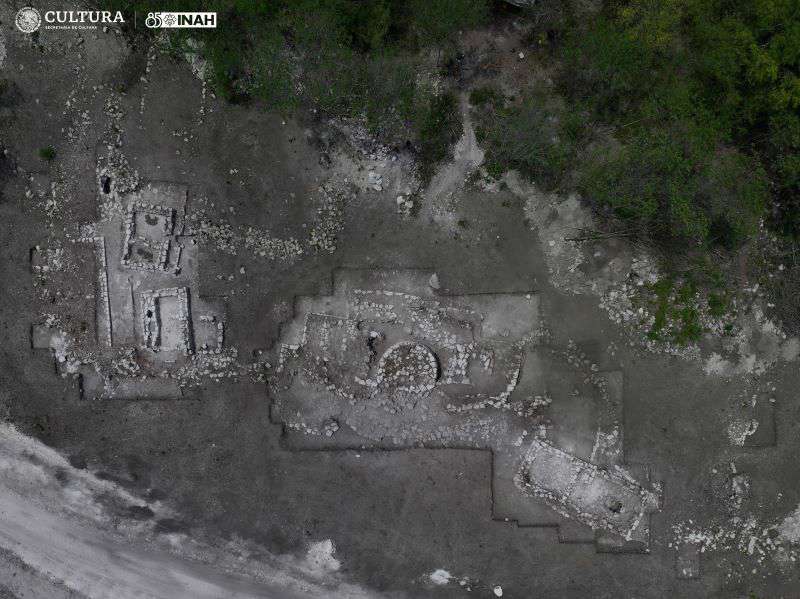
<box><xmin>416</xmin><ymin>92</ymin><xmax>463</xmax><ymax>181</ymax></box>
<box><xmin>707</xmin><ymin>292</ymin><xmax>729</xmax><ymax>318</ymax></box>
<box><xmin>479</xmin><ymin>0</ymin><xmax>799</xmax><ymax>254</ymax></box>
<box><xmin>104</xmin><ymin>0</ymin><xmax>488</xmax><ymax>177</ymax></box>
<box><xmin>38</xmin><ymin>146</ymin><xmax>56</xmax><ymax>161</ymax></box>
<box><xmin>98</xmin><ymin>0</ymin><xmax>800</xmax><ymax>339</ymax></box>
<box><xmin>632</xmin><ymin>253</ymin><xmax>735</xmax><ymax>344</ymax></box>
<box><xmin>476</xmin><ymin>91</ymin><xmax>588</xmax><ymax>188</ymax></box>
<box><xmin>469</xmin><ymin>85</ymin><xmax>503</xmax><ymax>108</ymax></box>
<box><xmin>641</xmin><ymin>277</ymin><xmax>705</xmax><ymax>344</ymax></box>
<box><xmin>472</xmin><ymin>0</ymin><xmax>800</xmax><ymax>338</ymax></box>
<box><xmin>561</xmin><ymin>0</ymin><xmax>794</xmax><ymax>252</ymax></box>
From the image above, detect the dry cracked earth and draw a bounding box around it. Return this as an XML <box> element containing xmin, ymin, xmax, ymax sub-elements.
<box><xmin>2</xmin><ymin>5</ymin><xmax>800</xmax><ymax>599</ymax></box>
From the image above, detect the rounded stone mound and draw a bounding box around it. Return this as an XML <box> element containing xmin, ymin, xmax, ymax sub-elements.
<box><xmin>376</xmin><ymin>341</ymin><xmax>439</xmax><ymax>394</ymax></box>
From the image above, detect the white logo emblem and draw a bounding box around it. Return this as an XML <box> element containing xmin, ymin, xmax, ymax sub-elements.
<box><xmin>15</xmin><ymin>7</ymin><xmax>41</xmax><ymax>33</ymax></box>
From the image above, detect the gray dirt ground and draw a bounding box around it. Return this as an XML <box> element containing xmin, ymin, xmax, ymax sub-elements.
<box><xmin>2</xmin><ymin>9</ymin><xmax>800</xmax><ymax>599</ymax></box>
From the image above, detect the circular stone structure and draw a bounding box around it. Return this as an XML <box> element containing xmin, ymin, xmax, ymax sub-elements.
<box><xmin>376</xmin><ymin>341</ymin><xmax>439</xmax><ymax>394</ymax></box>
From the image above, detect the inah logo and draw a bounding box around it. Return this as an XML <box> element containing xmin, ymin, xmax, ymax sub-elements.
<box><xmin>15</xmin><ymin>7</ymin><xmax>41</xmax><ymax>33</ymax></box>
<box><xmin>145</xmin><ymin>12</ymin><xmax>216</xmax><ymax>29</ymax></box>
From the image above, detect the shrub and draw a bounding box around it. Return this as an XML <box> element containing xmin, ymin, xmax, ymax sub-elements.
<box><xmin>580</xmin><ymin>127</ymin><xmax>767</xmax><ymax>250</ymax></box>
<box><xmin>38</xmin><ymin>146</ymin><xmax>56</xmax><ymax>161</ymax></box>
<box><xmin>560</xmin><ymin>0</ymin><xmax>797</xmax><ymax>243</ymax></box>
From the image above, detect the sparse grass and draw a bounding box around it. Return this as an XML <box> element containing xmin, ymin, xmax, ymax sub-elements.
<box><xmin>646</xmin><ymin>278</ymin><xmax>673</xmax><ymax>340</ymax></box>
<box><xmin>416</xmin><ymin>92</ymin><xmax>463</xmax><ymax>182</ymax></box>
<box><xmin>98</xmin><ymin>0</ymin><xmax>490</xmax><ymax>178</ymax></box>
<box><xmin>474</xmin><ymin>91</ymin><xmax>589</xmax><ymax>191</ymax></box>
<box><xmin>643</xmin><ymin>277</ymin><xmax>706</xmax><ymax>344</ymax></box>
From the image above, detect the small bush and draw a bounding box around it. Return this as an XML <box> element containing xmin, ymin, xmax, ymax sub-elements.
<box><xmin>675</xmin><ymin>308</ymin><xmax>703</xmax><ymax>344</ymax></box>
<box><xmin>707</xmin><ymin>292</ymin><xmax>728</xmax><ymax>318</ymax></box>
<box><xmin>38</xmin><ymin>146</ymin><xmax>56</xmax><ymax>161</ymax></box>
